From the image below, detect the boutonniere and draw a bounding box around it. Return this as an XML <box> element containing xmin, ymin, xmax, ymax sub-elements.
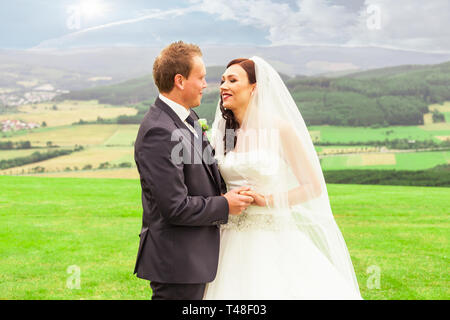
<box><xmin>198</xmin><ymin>118</ymin><xmax>209</xmax><ymax>135</ymax></box>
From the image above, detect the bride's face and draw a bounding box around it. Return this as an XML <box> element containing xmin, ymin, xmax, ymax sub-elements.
<box><xmin>220</xmin><ymin>64</ymin><xmax>255</xmax><ymax>111</ymax></box>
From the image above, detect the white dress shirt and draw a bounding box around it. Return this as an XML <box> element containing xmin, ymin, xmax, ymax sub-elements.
<box><xmin>159</xmin><ymin>94</ymin><xmax>198</xmax><ymax>138</ymax></box>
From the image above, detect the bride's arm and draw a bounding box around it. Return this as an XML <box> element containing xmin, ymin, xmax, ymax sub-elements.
<box><xmin>246</xmin><ymin>121</ymin><xmax>322</xmax><ymax>207</ymax></box>
<box><xmin>278</xmin><ymin>121</ymin><xmax>323</xmax><ymax>206</ymax></box>
<box><xmin>240</xmin><ymin>120</ymin><xmax>323</xmax><ymax>207</ymax></box>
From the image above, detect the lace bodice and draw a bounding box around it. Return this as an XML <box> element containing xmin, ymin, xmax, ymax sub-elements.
<box><xmin>218</xmin><ymin>150</ymin><xmax>283</xmax><ymax>194</ymax></box>
<box><xmin>217</xmin><ymin>150</ymin><xmax>294</xmax><ymax>231</ymax></box>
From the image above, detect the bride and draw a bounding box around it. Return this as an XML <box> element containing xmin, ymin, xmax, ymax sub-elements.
<box><xmin>203</xmin><ymin>56</ymin><xmax>362</xmax><ymax>300</ymax></box>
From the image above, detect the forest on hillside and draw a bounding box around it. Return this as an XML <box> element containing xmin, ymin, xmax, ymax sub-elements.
<box><xmin>285</xmin><ymin>61</ymin><xmax>450</xmax><ymax>126</ymax></box>
<box><xmin>55</xmin><ymin>61</ymin><xmax>450</xmax><ymax>127</ymax></box>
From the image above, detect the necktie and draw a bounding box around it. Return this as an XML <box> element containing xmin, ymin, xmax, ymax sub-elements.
<box><xmin>185</xmin><ymin>115</ymin><xmax>198</xmax><ymax>136</ymax></box>
<box><xmin>186</xmin><ymin>114</ymin><xmax>219</xmax><ymax>189</ymax></box>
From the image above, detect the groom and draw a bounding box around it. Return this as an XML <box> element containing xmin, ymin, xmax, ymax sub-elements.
<box><xmin>133</xmin><ymin>41</ymin><xmax>253</xmax><ymax>300</ymax></box>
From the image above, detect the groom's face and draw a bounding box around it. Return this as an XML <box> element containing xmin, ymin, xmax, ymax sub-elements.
<box><xmin>182</xmin><ymin>55</ymin><xmax>207</xmax><ymax>108</ymax></box>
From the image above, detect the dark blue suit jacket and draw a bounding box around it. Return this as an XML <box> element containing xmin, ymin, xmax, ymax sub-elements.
<box><xmin>134</xmin><ymin>97</ymin><xmax>229</xmax><ymax>283</ymax></box>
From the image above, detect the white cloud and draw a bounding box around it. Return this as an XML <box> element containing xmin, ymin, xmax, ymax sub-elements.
<box><xmin>32</xmin><ymin>6</ymin><xmax>196</xmax><ymax>49</ymax></box>
<box><xmin>348</xmin><ymin>0</ymin><xmax>450</xmax><ymax>53</ymax></box>
<box><xmin>190</xmin><ymin>0</ymin><xmax>359</xmax><ymax>45</ymax></box>
<box><xmin>191</xmin><ymin>0</ymin><xmax>450</xmax><ymax>53</ymax></box>
<box><xmin>32</xmin><ymin>0</ymin><xmax>450</xmax><ymax>53</ymax></box>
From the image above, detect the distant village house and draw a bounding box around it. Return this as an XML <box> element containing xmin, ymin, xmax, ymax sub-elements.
<box><xmin>1</xmin><ymin>119</ymin><xmax>40</xmax><ymax>132</ymax></box>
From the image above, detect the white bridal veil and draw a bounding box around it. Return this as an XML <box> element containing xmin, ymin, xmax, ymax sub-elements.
<box><xmin>211</xmin><ymin>56</ymin><xmax>361</xmax><ymax>295</ymax></box>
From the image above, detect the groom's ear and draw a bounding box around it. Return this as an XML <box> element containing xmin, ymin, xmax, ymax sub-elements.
<box><xmin>174</xmin><ymin>74</ymin><xmax>185</xmax><ymax>90</ymax></box>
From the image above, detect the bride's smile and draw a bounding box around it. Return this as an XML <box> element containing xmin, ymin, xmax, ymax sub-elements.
<box><xmin>220</xmin><ymin>64</ymin><xmax>256</xmax><ymax>113</ymax></box>
<box><xmin>222</xmin><ymin>92</ymin><xmax>232</xmax><ymax>100</ymax></box>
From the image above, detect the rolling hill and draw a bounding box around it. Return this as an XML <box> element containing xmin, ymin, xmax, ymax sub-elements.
<box><xmin>346</xmin><ymin>61</ymin><xmax>450</xmax><ymax>80</ymax></box>
<box><xmin>54</xmin><ymin>66</ymin><xmax>229</xmax><ymax>106</ymax></box>
<box><xmin>54</xmin><ymin>61</ymin><xmax>450</xmax><ymax>127</ymax></box>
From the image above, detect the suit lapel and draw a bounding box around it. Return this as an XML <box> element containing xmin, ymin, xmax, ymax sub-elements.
<box><xmin>154</xmin><ymin>98</ymin><xmax>219</xmax><ymax>191</ymax></box>
<box><xmin>190</xmin><ymin>110</ymin><xmax>223</xmax><ymax>194</ymax></box>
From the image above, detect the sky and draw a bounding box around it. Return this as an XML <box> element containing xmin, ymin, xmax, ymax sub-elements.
<box><xmin>1</xmin><ymin>0</ymin><xmax>449</xmax><ymax>53</ymax></box>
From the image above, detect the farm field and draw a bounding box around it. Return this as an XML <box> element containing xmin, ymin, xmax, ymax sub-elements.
<box><xmin>321</xmin><ymin>150</ymin><xmax>450</xmax><ymax>170</ymax></box>
<box><xmin>1</xmin><ymin>99</ymin><xmax>450</xmax><ymax>178</ymax></box>
<box><xmin>1</xmin><ymin>125</ymin><xmax>123</xmax><ymax>147</ymax></box>
<box><xmin>429</xmin><ymin>101</ymin><xmax>450</xmax><ymax>113</ymax></box>
<box><xmin>0</xmin><ymin>146</ymin><xmax>134</xmax><ymax>175</ymax></box>
<box><xmin>445</xmin><ymin>113</ymin><xmax>450</xmax><ymax>123</ymax></box>
<box><xmin>102</xmin><ymin>125</ymin><xmax>139</xmax><ymax>146</ymax></box>
<box><xmin>428</xmin><ymin>102</ymin><xmax>450</xmax><ymax>131</ymax></box>
<box><xmin>2</xmin><ymin>122</ymin><xmax>450</xmax><ymax>176</ymax></box>
<box><xmin>309</xmin><ymin>123</ymin><xmax>450</xmax><ymax>143</ymax></box>
<box><xmin>0</xmin><ymin>176</ymin><xmax>448</xmax><ymax>299</ymax></box>
<box><xmin>0</xmin><ymin>148</ymin><xmax>59</xmax><ymax>160</ymax></box>
<box><xmin>316</xmin><ymin>145</ymin><xmax>380</xmax><ymax>155</ymax></box>
<box><xmin>0</xmin><ymin>100</ymin><xmax>137</xmax><ymax>127</ymax></box>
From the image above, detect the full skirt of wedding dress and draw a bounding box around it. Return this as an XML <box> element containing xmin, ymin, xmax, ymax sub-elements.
<box><xmin>203</xmin><ymin>208</ymin><xmax>362</xmax><ymax>300</ymax></box>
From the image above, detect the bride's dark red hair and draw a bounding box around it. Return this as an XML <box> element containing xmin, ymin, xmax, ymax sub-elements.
<box><xmin>220</xmin><ymin>58</ymin><xmax>256</xmax><ymax>154</ymax></box>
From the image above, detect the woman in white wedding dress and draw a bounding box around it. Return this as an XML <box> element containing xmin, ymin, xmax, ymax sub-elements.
<box><xmin>203</xmin><ymin>57</ymin><xmax>363</xmax><ymax>300</ymax></box>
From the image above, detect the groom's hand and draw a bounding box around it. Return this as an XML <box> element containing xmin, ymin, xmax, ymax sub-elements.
<box><xmin>239</xmin><ymin>190</ymin><xmax>267</xmax><ymax>207</ymax></box>
<box><xmin>223</xmin><ymin>186</ymin><xmax>254</xmax><ymax>215</ymax></box>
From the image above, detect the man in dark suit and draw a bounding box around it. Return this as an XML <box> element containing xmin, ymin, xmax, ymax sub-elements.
<box><xmin>133</xmin><ymin>41</ymin><xmax>253</xmax><ymax>300</ymax></box>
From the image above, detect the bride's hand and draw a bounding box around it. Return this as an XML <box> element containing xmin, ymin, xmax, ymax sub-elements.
<box><xmin>239</xmin><ymin>190</ymin><xmax>266</xmax><ymax>207</ymax></box>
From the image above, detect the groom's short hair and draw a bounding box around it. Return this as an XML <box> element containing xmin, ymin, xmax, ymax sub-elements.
<box><xmin>153</xmin><ymin>41</ymin><xmax>202</xmax><ymax>93</ymax></box>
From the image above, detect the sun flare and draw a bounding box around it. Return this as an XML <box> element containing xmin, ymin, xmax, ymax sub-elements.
<box><xmin>80</xmin><ymin>0</ymin><xmax>106</xmax><ymax>18</ymax></box>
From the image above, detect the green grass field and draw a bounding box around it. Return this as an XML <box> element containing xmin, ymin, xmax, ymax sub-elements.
<box><xmin>0</xmin><ymin>176</ymin><xmax>146</xmax><ymax>299</ymax></box>
<box><xmin>309</xmin><ymin>124</ymin><xmax>450</xmax><ymax>143</ymax></box>
<box><xmin>321</xmin><ymin>150</ymin><xmax>450</xmax><ymax>170</ymax></box>
<box><xmin>0</xmin><ymin>176</ymin><xmax>448</xmax><ymax>299</ymax></box>
<box><xmin>102</xmin><ymin>125</ymin><xmax>139</xmax><ymax>146</ymax></box>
